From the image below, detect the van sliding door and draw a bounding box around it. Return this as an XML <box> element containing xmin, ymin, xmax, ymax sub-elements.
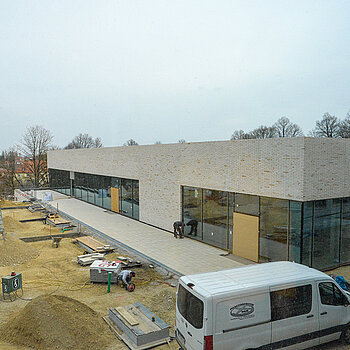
<box><xmin>270</xmin><ymin>284</ymin><xmax>319</xmax><ymax>349</ymax></box>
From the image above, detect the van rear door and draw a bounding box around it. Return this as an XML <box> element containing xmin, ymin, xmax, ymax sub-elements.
<box><xmin>176</xmin><ymin>283</ymin><xmax>207</xmax><ymax>350</ymax></box>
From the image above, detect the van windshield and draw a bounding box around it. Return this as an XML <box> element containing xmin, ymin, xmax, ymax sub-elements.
<box><xmin>177</xmin><ymin>284</ymin><xmax>204</xmax><ymax>329</ymax></box>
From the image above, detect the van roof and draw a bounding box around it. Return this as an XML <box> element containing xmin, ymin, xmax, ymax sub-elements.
<box><xmin>182</xmin><ymin>262</ymin><xmax>329</xmax><ymax>296</ymax></box>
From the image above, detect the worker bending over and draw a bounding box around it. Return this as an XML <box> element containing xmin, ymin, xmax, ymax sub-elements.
<box><xmin>118</xmin><ymin>270</ymin><xmax>136</xmax><ymax>290</ymax></box>
<box><xmin>173</xmin><ymin>221</ymin><xmax>184</xmax><ymax>239</ymax></box>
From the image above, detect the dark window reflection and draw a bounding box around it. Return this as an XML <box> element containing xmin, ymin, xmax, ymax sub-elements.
<box><xmin>341</xmin><ymin>198</ymin><xmax>350</xmax><ymax>264</ymax></box>
<box><xmin>183</xmin><ymin>187</ymin><xmax>202</xmax><ymax>240</ymax></box>
<box><xmin>49</xmin><ymin>169</ymin><xmax>140</xmax><ymax>219</ymax></box>
<box><xmin>235</xmin><ymin>193</ymin><xmax>259</xmax><ymax>216</ymax></box>
<box><xmin>289</xmin><ymin>201</ymin><xmax>302</xmax><ymax>263</ymax></box>
<box><xmin>121</xmin><ymin>178</ymin><xmax>133</xmax><ymax>217</ymax></box>
<box><xmin>203</xmin><ymin>189</ymin><xmax>228</xmax><ymax>249</ymax></box>
<box><xmin>313</xmin><ymin>199</ymin><xmax>341</xmax><ymax>269</ymax></box>
<box><xmin>302</xmin><ymin>202</ymin><xmax>313</xmax><ymax>267</ymax></box>
<box><xmin>133</xmin><ymin>180</ymin><xmax>139</xmax><ymax>220</ymax></box>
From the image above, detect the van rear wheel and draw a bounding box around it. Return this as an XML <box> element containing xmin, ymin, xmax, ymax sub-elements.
<box><xmin>342</xmin><ymin>325</ymin><xmax>350</xmax><ymax>344</ymax></box>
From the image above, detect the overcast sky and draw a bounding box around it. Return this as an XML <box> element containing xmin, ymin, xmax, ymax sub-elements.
<box><xmin>1</xmin><ymin>0</ymin><xmax>350</xmax><ymax>149</ymax></box>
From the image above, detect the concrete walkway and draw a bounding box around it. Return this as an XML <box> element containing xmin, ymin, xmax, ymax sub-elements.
<box><xmin>33</xmin><ymin>190</ymin><xmax>246</xmax><ymax>276</ymax></box>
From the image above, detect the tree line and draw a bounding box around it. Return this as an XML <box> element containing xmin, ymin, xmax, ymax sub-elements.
<box><xmin>231</xmin><ymin>112</ymin><xmax>350</xmax><ymax>140</ymax></box>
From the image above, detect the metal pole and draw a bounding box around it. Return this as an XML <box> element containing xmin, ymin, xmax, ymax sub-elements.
<box><xmin>107</xmin><ymin>272</ymin><xmax>112</xmax><ymax>293</ymax></box>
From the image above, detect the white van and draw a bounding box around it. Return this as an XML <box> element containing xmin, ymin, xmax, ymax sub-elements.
<box><xmin>175</xmin><ymin>261</ymin><xmax>350</xmax><ymax>350</ymax></box>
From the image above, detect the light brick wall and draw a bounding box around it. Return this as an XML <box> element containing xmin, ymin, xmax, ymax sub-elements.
<box><xmin>48</xmin><ymin>137</ymin><xmax>350</xmax><ymax>231</ymax></box>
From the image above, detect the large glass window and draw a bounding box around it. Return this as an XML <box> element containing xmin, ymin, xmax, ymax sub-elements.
<box><xmin>313</xmin><ymin>199</ymin><xmax>341</xmax><ymax>270</ymax></box>
<box><xmin>49</xmin><ymin>169</ymin><xmax>70</xmax><ymax>195</ymax></box>
<box><xmin>270</xmin><ymin>285</ymin><xmax>312</xmax><ymax>321</ymax></box>
<box><xmin>49</xmin><ymin>170</ymin><xmax>139</xmax><ymax>220</ymax></box>
<box><xmin>203</xmin><ymin>189</ymin><xmax>228</xmax><ymax>249</ymax></box>
<box><xmin>87</xmin><ymin>174</ymin><xmax>96</xmax><ymax>205</ymax></box>
<box><xmin>260</xmin><ymin>197</ymin><xmax>289</xmax><ymax>262</ymax></box>
<box><xmin>289</xmin><ymin>201</ymin><xmax>302</xmax><ymax>263</ymax></box>
<box><xmin>235</xmin><ymin>193</ymin><xmax>259</xmax><ymax>216</ymax></box>
<box><xmin>228</xmin><ymin>193</ymin><xmax>235</xmax><ymax>250</ymax></box>
<box><xmin>132</xmin><ymin>180</ymin><xmax>139</xmax><ymax>220</ymax></box>
<box><xmin>120</xmin><ymin>178</ymin><xmax>133</xmax><ymax>217</ymax></box>
<box><xmin>102</xmin><ymin>176</ymin><xmax>111</xmax><ymax>210</ymax></box>
<box><xmin>341</xmin><ymin>198</ymin><xmax>350</xmax><ymax>264</ymax></box>
<box><xmin>183</xmin><ymin>187</ymin><xmax>202</xmax><ymax>240</ymax></box>
<box><xmin>302</xmin><ymin>202</ymin><xmax>313</xmax><ymax>267</ymax></box>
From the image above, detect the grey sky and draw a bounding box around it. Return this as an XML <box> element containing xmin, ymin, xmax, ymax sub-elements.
<box><xmin>1</xmin><ymin>0</ymin><xmax>350</xmax><ymax>149</ymax></box>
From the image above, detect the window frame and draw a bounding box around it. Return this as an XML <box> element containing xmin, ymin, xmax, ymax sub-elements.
<box><xmin>318</xmin><ymin>281</ymin><xmax>348</xmax><ymax>307</ymax></box>
<box><xmin>270</xmin><ymin>284</ymin><xmax>313</xmax><ymax>321</ymax></box>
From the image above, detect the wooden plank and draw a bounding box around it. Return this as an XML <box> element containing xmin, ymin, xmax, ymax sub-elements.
<box><xmin>76</xmin><ymin>236</ymin><xmax>113</xmax><ymax>253</ymax></box>
<box><xmin>116</xmin><ymin>307</ymin><xmax>139</xmax><ymax>326</ymax></box>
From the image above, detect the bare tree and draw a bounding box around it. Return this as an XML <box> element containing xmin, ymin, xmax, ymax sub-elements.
<box><xmin>312</xmin><ymin>113</ymin><xmax>340</xmax><ymax>138</ymax></box>
<box><xmin>124</xmin><ymin>139</ymin><xmax>138</xmax><ymax>146</ymax></box>
<box><xmin>21</xmin><ymin>125</ymin><xmax>53</xmax><ymax>187</ymax></box>
<box><xmin>249</xmin><ymin>125</ymin><xmax>277</xmax><ymax>139</ymax></box>
<box><xmin>0</xmin><ymin>148</ymin><xmax>24</xmax><ymax>194</ymax></box>
<box><xmin>65</xmin><ymin>133</ymin><xmax>102</xmax><ymax>149</ymax></box>
<box><xmin>337</xmin><ymin>111</ymin><xmax>350</xmax><ymax>138</ymax></box>
<box><xmin>274</xmin><ymin>117</ymin><xmax>303</xmax><ymax>137</ymax></box>
<box><xmin>230</xmin><ymin>130</ymin><xmax>251</xmax><ymax>140</ymax></box>
<box><xmin>178</xmin><ymin>139</ymin><xmax>186</xmax><ymax>144</ymax></box>
<box><xmin>154</xmin><ymin>141</ymin><xmax>162</xmax><ymax>144</ymax></box>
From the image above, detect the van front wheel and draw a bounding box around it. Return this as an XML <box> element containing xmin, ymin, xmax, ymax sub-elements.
<box><xmin>341</xmin><ymin>325</ymin><xmax>350</xmax><ymax>344</ymax></box>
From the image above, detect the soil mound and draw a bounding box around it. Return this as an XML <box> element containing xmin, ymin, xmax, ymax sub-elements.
<box><xmin>0</xmin><ymin>234</ymin><xmax>39</xmax><ymax>266</ymax></box>
<box><xmin>2</xmin><ymin>216</ymin><xmax>24</xmax><ymax>233</ymax></box>
<box><xmin>0</xmin><ymin>295</ymin><xmax>114</xmax><ymax>350</ymax></box>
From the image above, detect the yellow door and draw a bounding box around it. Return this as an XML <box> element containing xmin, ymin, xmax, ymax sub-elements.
<box><xmin>111</xmin><ymin>187</ymin><xmax>119</xmax><ymax>213</ymax></box>
<box><xmin>233</xmin><ymin>212</ymin><xmax>259</xmax><ymax>262</ymax></box>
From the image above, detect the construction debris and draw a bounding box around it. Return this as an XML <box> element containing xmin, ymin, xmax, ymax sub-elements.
<box><xmin>105</xmin><ymin>302</ymin><xmax>170</xmax><ymax>350</ymax></box>
<box><xmin>77</xmin><ymin>252</ymin><xmax>105</xmax><ymax>266</ymax></box>
<box><xmin>28</xmin><ymin>203</ymin><xmax>46</xmax><ymax>213</ymax></box>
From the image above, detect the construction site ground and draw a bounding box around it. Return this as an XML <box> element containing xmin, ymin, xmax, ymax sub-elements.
<box><xmin>0</xmin><ymin>201</ymin><xmax>178</xmax><ymax>350</ymax></box>
<box><xmin>1</xmin><ymin>199</ymin><xmax>350</xmax><ymax>349</ymax></box>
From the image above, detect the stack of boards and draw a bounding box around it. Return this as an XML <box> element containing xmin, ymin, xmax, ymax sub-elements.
<box><xmin>104</xmin><ymin>302</ymin><xmax>170</xmax><ymax>350</ymax></box>
<box><xmin>77</xmin><ymin>252</ymin><xmax>105</xmax><ymax>266</ymax></box>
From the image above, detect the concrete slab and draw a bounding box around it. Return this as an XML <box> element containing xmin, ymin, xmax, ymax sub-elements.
<box><xmin>34</xmin><ymin>190</ymin><xmax>247</xmax><ymax>275</ymax></box>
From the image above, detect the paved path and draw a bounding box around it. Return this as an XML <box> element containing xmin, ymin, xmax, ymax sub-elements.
<box><xmin>33</xmin><ymin>190</ymin><xmax>246</xmax><ymax>276</ymax></box>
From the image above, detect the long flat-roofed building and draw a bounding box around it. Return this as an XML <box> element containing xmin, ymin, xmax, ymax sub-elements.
<box><xmin>48</xmin><ymin>137</ymin><xmax>350</xmax><ymax>270</ymax></box>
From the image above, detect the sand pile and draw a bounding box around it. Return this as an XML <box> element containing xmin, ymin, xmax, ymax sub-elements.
<box><xmin>2</xmin><ymin>216</ymin><xmax>26</xmax><ymax>232</ymax></box>
<box><xmin>0</xmin><ymin>234</ymin><xmax>39</xmax><ymax>266</ymax></box>
<box><xmin>0</xmin><ymin>295</ymin><xmax>114</xmax><ymax>350</ymax></box>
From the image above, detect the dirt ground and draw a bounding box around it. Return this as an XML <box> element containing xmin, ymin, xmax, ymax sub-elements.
<box><xmin>1</xmin><ymin>201</ymin><xmax>350</xmax><ymax>350</ymax></box>
<box><xmin>0</xmin><ymin>201</ymin><xmax>178</xmax><ymax>350</ymax></box>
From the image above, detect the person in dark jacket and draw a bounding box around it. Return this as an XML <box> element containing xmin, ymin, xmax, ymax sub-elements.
<box><xmin>173</xmin><ymin>221</ymin><xmax>184</xmax><ymax>239</ymax></box>
<box><xmin>186</xmin><ymin>219</ymin><xmax>198</xmax><ymax>236</ymax></box>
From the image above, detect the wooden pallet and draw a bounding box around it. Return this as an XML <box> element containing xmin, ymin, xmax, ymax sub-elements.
<box><xmin>75</xmin><ymin>236</ymin><xmax>114</xmax><ymax>253</ymax></box>
<box><xmin>46</xmin><ymin>216</ymin><xmax>71</xmax><ymax>227</ymax></box>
